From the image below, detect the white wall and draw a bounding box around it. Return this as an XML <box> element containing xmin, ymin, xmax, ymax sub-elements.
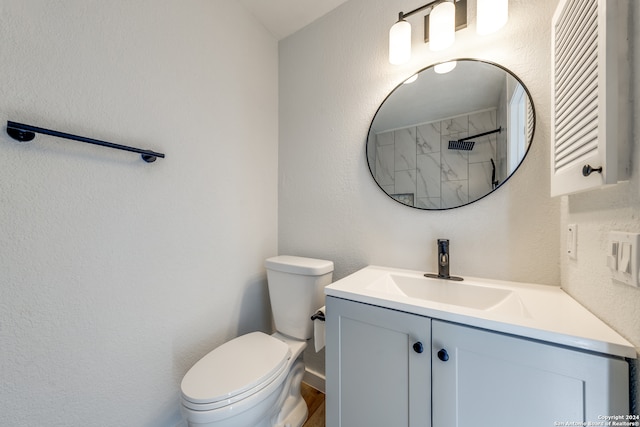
<box><xmin>560</xmin><ymin>1</ymin><xmax>640</xmax><ymax>408</ymax></box>
<box><xmin>279</xmin><ymin>0</ymin><xmax>561</xmax><ymax>380</ymax></box>
<box><xmin>281</xmin><ymin>0</ymin><xmax>640</xmax><ymax>405</ymax></box>
<box><xmin>0</xmin><ymin>1</ymin><xmax>278</xmax><ymax>426</ymax></box>
<box><xmin>279</xmin><ymin>0</ymin><xmax>560</xmax><ymax>283</ymax></box>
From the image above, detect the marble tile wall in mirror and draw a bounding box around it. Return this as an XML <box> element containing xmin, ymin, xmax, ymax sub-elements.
<box><xmin>374</xmin><ymin>110</ymin><xmax>498</xmax><ymax>209</ymax></box>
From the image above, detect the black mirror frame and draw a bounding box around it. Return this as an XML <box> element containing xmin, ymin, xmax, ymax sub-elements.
<box><xmin>366</xmin><ymin>58</ymin><xmax>536</xmax><ymax>210</ymax></box>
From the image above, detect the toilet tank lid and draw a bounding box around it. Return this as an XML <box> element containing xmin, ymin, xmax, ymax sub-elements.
<box><xmin>265</xmin><ymin>255</ymin><xmax>334</xmax><ymax>276</ymax></box>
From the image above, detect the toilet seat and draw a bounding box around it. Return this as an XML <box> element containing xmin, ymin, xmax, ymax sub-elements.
<box><xmin>181</xmin><ymin>332</ymin><xmax>291</xmax><ymax>411</ymax></box>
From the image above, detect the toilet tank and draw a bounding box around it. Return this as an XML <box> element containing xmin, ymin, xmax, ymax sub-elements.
<box><xmin>265</xmin><ymin>256</ymin><xmax>334</xmax><ymax>340</ymax></box>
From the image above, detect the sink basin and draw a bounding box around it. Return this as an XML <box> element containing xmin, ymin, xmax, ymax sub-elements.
<box><xmin>366</xmin><ymin>273</ymin><xmax>529</xmax><ymax>317</ymax></box>
<box><xmin>324</xmin><ymin>265</ymin><xmax>637</xmax><ymax>359</ymax></box>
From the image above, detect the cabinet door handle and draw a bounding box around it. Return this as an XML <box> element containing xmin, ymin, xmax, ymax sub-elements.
<box><xmin>413</xmin><ymin>342</ymin><xmax>424</xmax><ymax>353</ymax></box>
<box><xmin>437</xmin><ymin>349</ymin><xmax>449</xmax><ymax>361</ymax></box>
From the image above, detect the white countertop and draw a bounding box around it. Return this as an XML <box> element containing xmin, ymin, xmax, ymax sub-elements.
<box><xmin>325</xmin><ymin>265</ymin><xmax>637</xmax><ymax>359</ymax></box>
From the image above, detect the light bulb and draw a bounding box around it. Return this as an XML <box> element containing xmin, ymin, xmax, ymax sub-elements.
<box><xmin>429</xmin><ymin>1</ymin><xmax>455</xmax><ymax>52</ymax></box>
<box><xmin>389</xmin><ymin>19</ymin><xmax>411</xmax><ymax>65</ymax></box>
<box><xmin>477</xmin><ymin>0</ymin><xmax>508</xmax><ymax>35</ymax></box>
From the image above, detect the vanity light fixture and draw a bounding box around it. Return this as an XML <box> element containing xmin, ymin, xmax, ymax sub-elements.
<box><xmin>387</xmin><ymin>0</ymin><xmax>510</xmax><ymax>65</ymax></box>
<box><xmin>389</xmin><ymin>0</ymin><xmax>468</xmax><ymax>65</ymax></box>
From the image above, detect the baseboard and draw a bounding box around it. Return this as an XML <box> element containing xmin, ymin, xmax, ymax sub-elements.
<box><xmin>303</xmin><ymin>368</ymin><xmax>325</xmax><ymax>393</ymax></box>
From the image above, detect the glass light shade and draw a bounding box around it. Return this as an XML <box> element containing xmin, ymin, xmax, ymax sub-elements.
<box><xmin>389</xmin><ymin>19</ymin><xmax>411</xmax><ymax>65</ymax></box>
<box><xmin>434</xmin><ymin>61</ymin><xmax>457</xmax><ymax>74</ymax></box>
<box><xmin>477</xmin><ymin>0</ymin><xmax>508</xmax><ymax>35</ymax></box>
<box><xmin>429</xmin><ymin>1</ymin><xmax>455</xmax><ymax>52</ymax></box>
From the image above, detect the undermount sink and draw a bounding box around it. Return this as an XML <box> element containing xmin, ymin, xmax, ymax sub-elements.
<box><xmin>366</xmin><ymin>273</ymin><xmax>529</xmax><ymax>317</ymax></box>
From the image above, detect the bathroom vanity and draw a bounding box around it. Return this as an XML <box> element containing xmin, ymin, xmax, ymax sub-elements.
<box><xmin>325</xmin><ymin>266</ymin><xmax>636</xmax><ymax>427</ymax></box>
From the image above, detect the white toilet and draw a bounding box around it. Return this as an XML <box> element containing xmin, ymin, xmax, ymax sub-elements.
<box><xmin>180</xmin><ymin>255</ymin><xmax>334</xmax><ymax>427</ymax></box>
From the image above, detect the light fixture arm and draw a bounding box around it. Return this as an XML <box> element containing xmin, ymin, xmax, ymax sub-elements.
<box><xmin>398</xmin><ymin>0</ymin><xmax>444</xmax><ymax>21</ymax></box>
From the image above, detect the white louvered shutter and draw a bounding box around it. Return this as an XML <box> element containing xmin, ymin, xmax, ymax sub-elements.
<box><xmin>550</xmin><ymin>0</ymin><xmax>621</xmax><ymax>196</ymax></box>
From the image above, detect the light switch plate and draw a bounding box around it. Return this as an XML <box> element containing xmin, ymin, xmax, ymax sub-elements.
<box><xmin>608</xmin><ymin>231</ymin><xmax>640</xmax><ymax>288</ymax></box>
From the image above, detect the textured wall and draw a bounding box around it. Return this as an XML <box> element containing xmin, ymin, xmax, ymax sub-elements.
<box><xmin>279</xmin><ymin>0</ymin><xmax>560</xmax><ymax>283</ymax></box>
<box><xmin>0</xmin><ymin>1</ymin><xmax>278</xmax><ymax>426</ymax></box>
<box><xmin>560</xmin><ymin>0</ymin><xmax>640</xmax><ymax>409</ymax></box>
<box><xmin>279</xmin><ymin>0</ymin><xmax>561</xmax><ymax>378</ymax></box>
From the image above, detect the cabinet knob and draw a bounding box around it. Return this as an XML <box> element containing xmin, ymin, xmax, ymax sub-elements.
<box><xmin>437</xmin><ymin>349</ymin><xmax>449</xmax><ymax>361</ymax></box>
<box><xmin>413</xmin><ymin>342</ymin><xmax>424</xmax><ymax>353</ymax></box>
<box><xmin>582</xmin><ymin>164</ymin><xmax>603</xmax><ymax>176</ymax></box>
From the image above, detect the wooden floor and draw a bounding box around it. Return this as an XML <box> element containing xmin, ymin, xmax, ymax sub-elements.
<box><xmin>301</xmin><ymin>382</ymin><xmax>325</xmax><ymax>427</ymax></box>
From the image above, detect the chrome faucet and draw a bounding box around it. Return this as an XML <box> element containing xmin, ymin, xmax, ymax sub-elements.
<box><xmin>425</xmin><ymin>238</ymin><xmax>463</xmax><ymax>281</ymax></box>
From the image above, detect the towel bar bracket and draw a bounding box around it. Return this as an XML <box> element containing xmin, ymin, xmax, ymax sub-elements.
<box><xmin>6</xmin><ymin>121</ymin><xmax>165</xmax><ymax>163</ymax></box>
<box><xmin>7</xmin><ymin>126</ymin><xmax>36</xmax><ymax>142</ymax></box>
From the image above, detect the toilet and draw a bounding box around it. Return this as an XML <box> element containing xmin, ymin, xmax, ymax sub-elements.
<box><xmin>180</xmin><ymin>255</ymin><xmax>334</xmax><ymax>427</ymax></box>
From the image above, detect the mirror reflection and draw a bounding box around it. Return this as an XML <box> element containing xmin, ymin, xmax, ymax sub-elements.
<box><xmin>366</xmin><ymin>59</ymin><xmax>535</xmax><ymax>210</ymax></box>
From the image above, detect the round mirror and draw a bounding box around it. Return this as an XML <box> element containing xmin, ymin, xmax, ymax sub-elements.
<box><xmin>366</xmin><ymin>59</ymin><xmax>535</xmax><ymax>210</ymax></box>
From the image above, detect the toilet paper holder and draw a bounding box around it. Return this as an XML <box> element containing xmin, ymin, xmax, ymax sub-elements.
<box><xmin>310</xmin><ymin>310</ymin><xmax>325</xmax><ymax>322</ymax></box>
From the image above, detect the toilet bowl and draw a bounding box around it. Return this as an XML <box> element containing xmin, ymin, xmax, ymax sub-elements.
<box><xmin>180</xmin><ymin>256</ymin><xmax>333</xmax><ymax>427</ymax></box>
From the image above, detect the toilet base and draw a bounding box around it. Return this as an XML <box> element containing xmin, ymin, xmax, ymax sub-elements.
<box><xmin>271</xmin><ymin>358</ymin><xmax>307</xmax><ymax>427</ymax></box>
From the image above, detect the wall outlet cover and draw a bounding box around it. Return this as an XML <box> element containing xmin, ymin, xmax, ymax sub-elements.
<box><xmin>567</xmin><ymin>224</ymin><xmax>577</xmax><ymax>259</ymax></box>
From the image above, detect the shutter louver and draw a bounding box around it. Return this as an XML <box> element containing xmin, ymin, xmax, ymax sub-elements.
<box><xmin>550</xmin><ymin>0</ymin><xmax>624</xmax><ymax>196</ymax></box>
<box><xmin>553</xmin><ymin>0</ymin><xmax>598</xmax><ymax>174</ymax></box>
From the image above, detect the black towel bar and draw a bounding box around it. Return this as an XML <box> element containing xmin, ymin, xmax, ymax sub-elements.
<box><xmin>6</xmin><ymin>121</ymin><xmax>165</xmax><ymax>163</ymax></box>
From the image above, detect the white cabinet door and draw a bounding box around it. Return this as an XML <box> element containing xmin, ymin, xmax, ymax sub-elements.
<box><xmin>432</xmin><ymin>320</ymin><xmax>629</xmax><ymax>427</ymax></box>
<box><xmin>550</xmin><ymin>0</ymin><xmax>628</xmax><ymax>196</ymax></box>
<box><xmin>326</xmin><ymin>297</ymin><xmax>431</xmax><ymax>427</ymax></box>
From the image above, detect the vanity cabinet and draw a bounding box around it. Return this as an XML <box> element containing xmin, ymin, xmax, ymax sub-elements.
<box><xmin>326</xmin><ymin>296</ymin><xmax>431</xmax><ymax>427</ymax></box>
<box><xmin>326</xmin><ymin>296</ymin><xmax>630</xmax><ymax>427</ymax></box>
<box><xmin>431</xmin><ymin>320</ymin><xmax>629</xmax><ymax>426</ymax></box>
